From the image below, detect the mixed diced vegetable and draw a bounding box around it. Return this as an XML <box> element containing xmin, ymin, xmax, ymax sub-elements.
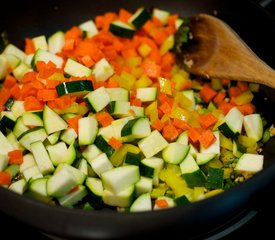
<box><xmin>0</xmin><ymin>7</ymin><xmax>274</xmax><ymax>212</ymax></box>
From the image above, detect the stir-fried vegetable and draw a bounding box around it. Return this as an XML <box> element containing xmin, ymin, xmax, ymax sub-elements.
<box><xmin>0</xmin><ymin>7</ymin><xmax>273</xmax><ymax>212</ymax></box>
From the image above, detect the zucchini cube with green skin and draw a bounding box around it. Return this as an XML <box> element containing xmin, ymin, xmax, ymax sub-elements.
<box><xmin>18</xmin><ymin>127</ymin><xmax>47</xmax><ymax>151</ymax></box>
<box><xmin>56</xmin><ymin>80</ymin><xmax>94</xmax><ymax>97</ymax></box>
<box><xmin>101</xmin><ymin>165</ymin><xmax>140</xmax><ymax>194</ymax></box>
<box><xmin>218</xmin><ymin>107</ymin><xmax>243</xmax><ymax>139</ymax></box>
<box><xmin>109</xmin><ymin>21</ymin><xmax>136</xmax><ymax>39</ymax></box>
<box><xmin>243</xmin><ymin>114</ymin><xmax>263</xmax><ymax>141</ymax></box>
<box><xmin>84</xmin><ymin>87</ymin><xmax>111</xmax><ymax>113</ymax></box>
<box><xmin>90</xmin><ymin>153</ymin><xmax>113</xmax><ymax>177</ymax></box>
<box><xmin>0</xmin><ymin>154</ymin><xmax>9</xmax><ymax>171</ymax></box>
<box><xmin>86</xmin><ymin>177</ymin><xmax>104</xmax><ymax>209</ymax></box>
<box><xmin>121</xmin><ymin>117</ymin><xmax>151</xmax><ymax>139</ymax></box>
<box><xmin>135</xmin><ymin>176</ymin><xmax>153</xmax><ymax>197</ymax></box>
<box><xmin>26</xmin><ymin>178</ymin><xmax>52</xmax><ymax>203</ymax></box>
<box><xmin>206</xmin><ymin>167</ymin><xmax>224</xmax><ymax>189</ymax></box>
<box><xmin>138</xmin><ymin>130</ymin><xmax>168</xmax><ymax>158</ymax></box>
<box><xmin>78</xmin><ymin>116</ymin><xmax>98</xmax><ymax>145</ymax></box>
<box><xmin>130</xmin><ymin>192</ymin><xmax>152</xmax><ymax>212</ymax></box>
<box><xmin>106</xmin><ymin>88</ymin><xmax>129</xmax><ymax>102</ymax></box>
<box><xmin>32</xmin><ymin>49</ymin><xmax>63</xmax><ymax>68</ymax></box>
<box><xmin>79</xmin><ymin>20</ymin><xmax>98</xmax><ymax>38</ymax></box>
<box><xmin>9</xmin><ymin>179</ymin><xmax>27</xmax><ymax>195</ymax></box>
<box><xmin>180</xmin><ymin>154</ymin><xmax>206</xmax><ymax>188</ymax></box>
<box><xmin>3</xmin><ymin>44</ymin><xmax>27</xmax><ymax>62</ymax></box>
<box><xmin>129</xmin><ymin>7</ymin><xmax>151</xmax><ymax>29</ymax></box>
<box><xmin>162</xmin><ymin>142</ymin><xmax>190</xmax><ymax>164</ymax></box>
<box><xmin>140</xmin><ymin>157</ymin><xmax>164</xmax><ymax>186</ymax></box>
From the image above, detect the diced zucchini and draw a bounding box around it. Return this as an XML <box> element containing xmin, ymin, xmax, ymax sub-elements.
<box><xmin>138</xmin><ymin>130</ymin><xmax>168</xmax><ymax>158</ymax></box>
<box><xmin>109</xmin><ymin>21</ymin><xmax>136</xmax><ymax>38</ymax></box>
<box><xmin>107</xmin><ymin>101</ymin><xmax>131</xmax><ymax>117</ymax></box>
<box><xmin>64</xmin><ymin>58</ymin><xmax>92</xmax><ymax>77</ymax></box>
<box><xmin>79</xmin><ymin>20</ymin><xmax>98</xmax><ymax>38</ymax></box>
<box><xmin>12</xmin><ymin>61</ymin><xmax>30</xmax><ymax>81</ymax></box>
<box><xmin>9</xmin><ymin>179</ymin><xmax>27</xmax><ymax>195</ymax></box>
<box><xmin>60</xmin><ymin>128</ymin><xmax>77</xmax><ymax>145</ymax></box>
<box><xmin>82</xmin><ymin>144</ymin><xmax>102</xmax><ymax>163</ymax></box>
<box><xmin>235</xmin><ymin>153</ymin><xmax>263</xmax><ymax>173</ymax></box>
<box><xmin>90</xmin><ymin>153</ymin><xmax>113</xmax><ymax>177</ymax></box>
<box><xmin>128</xmin><ymin>7</ymin><xmax>151</xmax><ymax>29</ymax></box>
<box><xmin>30</xmin><ymin>141</ymin><xmax>55</xmax><ymax>175</ymax></box>
<box><xmin>200</xmin><ymin>131</ymin><xmax>220</xmax><ymax>155</ymax></box>
<box><xmin>124</xmin><ymin>152</ymin><xmax>142</xmax><ymax>166</ymax></box>
<box><xmin>56</xmin><ymin>80</ymin><xmax>93</xmax><ymax>97</ymax></box>
<box><xmin>121</xmin><ymin>117</ymin><xmax>151</xmax><ymax>138</ymax></box>
<box><xmin>26</xmin><ymin>177</ymin><xmax>52</xmax><ymax>202</ymax></box>
<box><xmin>58</xmin><ymin>185</ymin><xmax>88</xmax><ymax>207</ymax></box>
<box><xmin>152</xmin><ymin>8</ymin><xmax>170</xmax><ymax>25</ymax></box>
<box><xmin>47</xmin><ymin>131</ymin><xmax>61</xmax><ymax>145</ymax></box>
<box><xmin>84</xmin><ymin>87</ymin><xmax>111</xmax><ymax>113</ymax></box>
<box><xmin>55</xmin><ymin>163</ymin><xmax>86</xmax><ymax>185</ymax></box>
<box><xmin>18</xmin><ymin>127</ymin><xmax>47</xmax><ymax>151</ymax></box>
<box><xmin>206</xmin><ymin>167</ymin><xmax>224</xmax><ymax>189</ymax></box>
<box><xmin>130</xmin><ymin>192</ymin><xmax>152</xmax><ymax>212</ymax></box>
<box><xmin>243</xmin><ymin>114</ymin><xmax>263</xmax><ymax>141</ymax></box>
<box><xmin>48</xmin><ymin>31</ymin><xmax>65</xmax><ymax>54</ymax></box>
<box><xmin>136</xmin><ymin>87</ymin><xmax>157</xmax><ymax>102</ymax></box>
<box><xmin>177</xmin><ymin>131</ymin><xmax>188</xmax><ymax>145</ymax></box>
<box><xmin>140</xmin><ymin>157</ymin><xmax>164</xmax><ymax>186</ymax></box>
<box><xmin>19</xmin><ymin>153</ymin><xmax>36</xmax><ymax>172</ymax></box>
<box><xmin>218</xmin><ymin>107</ymin><xmax>243</xmax><ymax>139</ymax></box>
<box><xmin>102</xmin><ymin>185</ymin><xmax>135</xmax><ymax>208</ymax></box>
<box><xmin>106</xmin><ymin>88</ymin><xmax>129</xmax><ymax>102</ymax></box>
<box><xmin>86</xmin><ymin>177</ymin><xmax>104</xmax><ymax>209</ymax></box>
<box><xmin>3</xmin><ymin>44</ymin><xmax>27</xmax><ymax>62</ymax></box>
<box><xmin>135</xmin><ymin>176</ymin><xmax>153</xmax><ymax>197</ymax></box>
<box><xmin>0</xmin><ymin>154</ymin><xmax>9</xmax><ymax>171</ymax></box>
<box><xmin>174</xmin><ymin>195</ymin><xmax>190</xmax><ymax>206</ymax></box>
<box><xmin>101</xmin><ymin>165</ymin><xmax>139</xmax><ymax>194</ymax></box>
<box><xmin>93</xmin><ymin>58</ymin><xmax>114</xmax><ymax>82</ymax></box>
<box><xmin>32</xmin><ymin>35</ymin><xmax>48</xmax><ymax>51</ymax></box>
<box><xmin>22</xmin><ymin>165</ymin><xmax>43</xmax><ymax>181</ymax></box>
<box><xmin>196</xmin><ymin>153</ymin><xmax>217</xmax><ymax>165</ymax></box>
<box><xmin>43</xmin><ymin>104</ymin><xmax>68</xmax><ymax>135</ymax></box>
<box><xmin>78</xmin><ymin>116</ymin><xmax>98</xmax><ymax>145</ymax></box>
<box><xmin>162</xmin><ymin>142</ymin><xmax>190</xmax><ymax>164</ymax></box>
<box><xmin>32</xmin><ymin>49</ymin><xmax>63</xmax><ymax>68</ymax></box>
<box><xmin>0</xmin><ymin>55</ymin><xmax>9</xmax><ymax>79</ymax></box>
<box><xmin>22</xmin><ymin>111</ymin><xmax>43</xmax><ymax>127</ymax></box>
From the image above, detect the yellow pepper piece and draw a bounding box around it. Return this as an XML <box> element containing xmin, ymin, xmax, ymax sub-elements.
<box><xmin>158</xmin><ymin>77</ymin><xmax>172</xmax><ymax>95</ymax></box>
<box><xmin>172</xmin><ymin>72</ymin><xmax>191</xmax><ymax>91</ymax></box>
<box><xmin>170</xmin><ymin>105</ymin><xmax>190</xmax><ymax>122</ymax></box>
<box><xmin>160</xmin><ymin>168</ymin><xmax>193</xmax><ymax>199</ymax></box>
<box><xmin>193</xmin><ymin>187</ymin><xmax>205</xmax><ymax>201</ymax></box>
<box><xmin>160</xmin><ymin>35</ymin><xmax>174</xmax><ymax>55</ymax></box>
<box><xmin>110</xmin><ymin>144</ymin><xmax>140</xmax><ymax>167</ymax></box>
<box><xmin>135</xmin><ymin>74</ymin><xmax>153</xmax><ymax>88</ymax></box>
<box><xmin>145</xmin><ymin>101</ymin><xmax>158</xmax><ymax>123</ymax></box>
<box><xmin>237</xmin><ymin>135</ymin><xmax>257</xmax><ymax>148</ymax></box>
<box><xmin>138</xmin><ymin>43</ymin><xmax>152</xmax><ymax>57</ymax></box>
<box><xmin>174</xmin><ymin>92</ymin><xmax>193</xmax><ymax>110</ymax></box>
<box><xmin>47</xmin><ymin>72</ymin><xmax>65</xmax><ymax>81</ymax></box>
<box><xmin>119</xmin><ymin>71</ymin><xmax>136</xmax><ymax>90</ymax></box>
<box><xmin>234</xmin><ymin>90</ymin><xmax>254</xmax><ymax>105</ymax></box>
<box><xmin>125</xmin><ymin>56</ymin><xmax>142</xmax><ymax>68</ymax></box>
<box><xmin>205</xmin><ymin>189</ymin><xmax>224</xmax><ymax>198</ymax></box>
<box><xmin>220</xmin><ymin>133</ymin><xmax>233</xmax><ymax>150</ymax></box>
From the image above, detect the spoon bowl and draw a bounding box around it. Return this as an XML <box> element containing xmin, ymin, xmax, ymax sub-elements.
<box><xmin>180</xmin><ymin>14</ymin><xmax>275</xmax><ymax>88</ymax></box>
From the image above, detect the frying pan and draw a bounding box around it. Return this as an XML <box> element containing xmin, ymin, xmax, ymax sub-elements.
<box><xmin>1</xmin><ymin>0</ymin><xmax>275</xmax><ymax>239</ymax></box>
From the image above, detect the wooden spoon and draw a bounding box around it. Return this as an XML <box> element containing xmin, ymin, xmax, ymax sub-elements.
<box><xmin>180</xmin><ymin>13</ymin><xmax>275</xmax><ymax>89</ymax></box>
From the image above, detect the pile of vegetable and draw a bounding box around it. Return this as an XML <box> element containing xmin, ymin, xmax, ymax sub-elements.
<box><xmin>0</xmin><ymin>7</ymin><xmax>274</xmax><ymax>212</ymax></box>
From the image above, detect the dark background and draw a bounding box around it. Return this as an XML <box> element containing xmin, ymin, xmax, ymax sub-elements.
<box><xmin>0</xmin><ymin>0</ymin><xmax>274</xmax><ymax>239</ymax></box>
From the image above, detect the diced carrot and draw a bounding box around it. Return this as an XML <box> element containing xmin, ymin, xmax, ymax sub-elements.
<box><xmin>155</xmin><ymin>198</ymin><xmax>168</xmax><ymax>208</ymax></box>
<box><xmin>63</xmin><ymin>39</ymin><xmax>75</xmax><ymax>51</ymax></box>
<box><xmin>96</xmin><ymin>112</ymin><xmax>114</xmax><ymax>127</ymax></box>
<box><xmin>52</xmin><ymin>95</ymin><xmax>76</xmax><ymax>110</ymax></box>
<box><xmin>152</xmin><ymin>119</ymin><xmax>165</xmax><ymax>131</ymax></box>
<box><xmin>0</xmin><ymin>87</ymin><xmax>11</xmax><ymax>111</ymax></box>
<box><xmin>8</xmin><ymin>149</ymin><xmax>23</xmax><ymax>165</ymax></box>
<box><xmin>199</xmin><ymin>112</ymin><xmax>218</xmax><ymax>129</ymax></box>
<box><xmin>228</xmin><ymin>86</ymin><xmax>241</xmax><ymax>98</ymax></box>
<box><xmin>118</xmin><ymin>8</ymin><xmax>132</xmax><ymax>22</ymax></box>
<box><xmin>10</xmin><ymin>84</ymin><xmax>21</xmax><ymax>99</ymax></box>
<box><xmin>152</xmin><ymin>28</ymin><xmax>169</xmax><ymax>46</ymax></box>
<box><xmin>217</xmin><ymin>102</ymin><xmax>234</xmax><ymax>115</ymax></box>
<box><xmin>152</xmin><ymin>17</ymin><xmax>164</xmax><ymax>27</ymax></box>
<box><xmin>122</xmin><ymin>48</ymin><xmax>138</xmax><ymax>59</ymax></box>
<box><xmin>199</xmin><ymin>85</ymin><xmax>217</xmax><ymax>103</ymax></box>
<box><xmin>142</xmin><ymin>20</ymin><xmax>155</xmax><ymax>34</ymax></box>
<box><xmin>65</xmin><ymin>26</ymin><xmax>82</xmax><ymax>39</ymax></box>
<box><xmin>25</xmin><ymin>38</ymin><xmax>35</xmax><ymax>54</ymax></box>
<box><xmin>172</xmin><ymin>118</ymin><xmax>191</xmax><ymax>130</ymax></box>
<box><xmin>199</xmin><ymin>129</ymin><xmax>216</xmax><ymax>148</ymax></box>
<box><xmin>24</xmin><ymin>96</ymin><xmax>44</xmax><ymax>111</ymax></box>
<box><xmin>187</xmin><ymin>128</ymin><xmax>201</xmax><ymax>143</ymax></box>
<box><xmin>237</xmin><ymin>103</ymin><xmax>256</xmax><ymax>115</ymax></box>
<box><xmin>162</xmin><ymin>124</ymin><xmax>179</xmax><ymax>142</ymax></box>
<box><xmin>3</xmin><ymin>75</ymin><xmax>17</xmax><ymax>89</ymax></box>
<box><xmin>159</xmin><ymin>101</ymin><xmax>172</xmax><ymax>114</ymax></box>
<box><xmin>107</xmin><ymin>79</ymin><xmax>119</xmax><ymax>88</ymax></box>
<box><xmin>22</xmin><ymin>71</ymin><xmax>38</xmax><ymax>83</ymax></box>
<box><xmin>80</xmin><ymin>55</ymin><xmax>95</xmax><ymax>68</ymax></box>
<box><xmin>158</xmin><ymin>93</ymin><xmax>169</xmax><ymax>104</ymax></box>
<box><xmin>130</xmin><ymin>98</ymin><xmax>142</xmax><ymax>107</ymax></box>
<box><xmin>108</xmin><ymin>137</ymin><xmax>123</xmax><ymax>150</ymax></box>
<box><xmin>143</xmin><ymin>62</ymin><xmax>161</xmax><ymax>78</ymax></box>
<box><xmin>37</xmin><ymin>89</ymin><xmax>58</xmax><ymax>102</ymax></box>
<box><xmin>75</xmin><ymin>41</ymin><xmax>104</xmax><ymax>62</ymax></box>
<box><xmin>222</xmin><ymin>79</ymin><xmax>230</xmax><ymax>87</ymax></box>
<box><xmin>213</xmin><ymin>91</ymin><xmax>226</xmax><ymax>105</ymax></box>
<box><xmin>67</xmin><ymin>115</ymin><xmax>82</xmax><ymax>134</ymax></box>
<box><xmin>46</xmin><ymin>80</ymin><xmax>61</xmax><ymax>89</ymax></box>
<box><xmin>161</xmin><ymin>52</ymin><xmax>175</xmax><ymax>72</ymax></box>
<box><xmin>0</xmin><ymin>172</ymin><xmax>12</xmax><ymax>185</ymax></box>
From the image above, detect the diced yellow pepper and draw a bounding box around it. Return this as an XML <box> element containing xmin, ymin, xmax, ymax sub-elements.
<box><xmin>208</xmin><ymin>158</ymin><xmax>223</xmax><ymax>168</ymax></box>
<box><xmin>193</xmin><ymin>187</ymin><xmax>205</xmax><ymax>201</ymax></box>
<box><xmin>223</xmin><ymin>168</ymin><xmax>233</xmax><ymax>179</ymax></box>
<box><xmin>151</xmin><ymin>188</ymin><xmax>166</xmax><ymax>199</ymax></box>
<box><xmin>125</xmin><ymin>56</ymin><xmax>142</xmax><ymax>68</ymax></box>
<box><xmin>160</xmin><ymin>168</ymin><xmax>193</xmax><ymax>199</ymax></box>
<box><xmin>119</xmin><ymin>71</ymin><xmax>136</xmax><ymax>90</ymax></box>
<box><xmin>135</xmin><ymin>74</ymin><xmax>153</xmax><ymax>88</ymax></box>
<box><xmin>160</xmin><ymin>35</ymin><xmax>174</xmax><ymax>55</ymax></box>
<box><xmin>145</xmin><ymin>101</ymin><xmax>158</xmax><ymax>123</ymax></box>
<box><xmin>47</xmin><ymin>72</ymin><xmax>65</xmax><ymax>81</ymax></box>
<box><xmin>160</xmin><ymin>114</ymin><xmax>171</xmax><ymax>123</ymax></box>
<box><xmin>174</xmin><ymin>92</ymin><xmax>193</xmax><ymax>110</ymax></box>
<box><xmin>158</xmin><ymin>77</ymin><xmax>172</xmax><ymax>95</ymax></box>
<box><xmin>170</xmin><ymin>105</ymin><xmax>190</xmax><ymax>122</ymax></box>
<box><xmin>171</xmin><ymin>72</ymin><xmax>191</xmax><ymax>91</ymax></box>
<box><xmin>234</xmin><ymin>90</ymin><xmax>254</xmax><ymax>105</ymax></box>
<box><xmin>110</xmin><ymin>144</ymin><xmax>140</xmax><ymax>167</ymax></box>
<box><xmin>131</xmin><ymin>67</ymin><xmax>144</xmax><ymax>79</ymax></box>
<box><xmin>237</xmin><ymin>135</ymin><xmax>257</xmax><ymax>148</ymax></box>
<box><xmin>205</xmin><ymin>189</ymin><xmax>224</xmax><ymax>198</ymax></box>
<box><xmin>220</xmin><ymin>133</ymin><xmax>233</xmax><ymax>150</ymax></box>
<box><xmin>138</xmin><ymin>43</ymin><xmax>152</xmax><ymax>57</ymax></box>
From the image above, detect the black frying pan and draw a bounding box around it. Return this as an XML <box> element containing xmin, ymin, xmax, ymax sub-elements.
<box><xmin>1</xmin><ymin>0</ymin><xmax>275</xmax><ymax>239</ymax></box>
